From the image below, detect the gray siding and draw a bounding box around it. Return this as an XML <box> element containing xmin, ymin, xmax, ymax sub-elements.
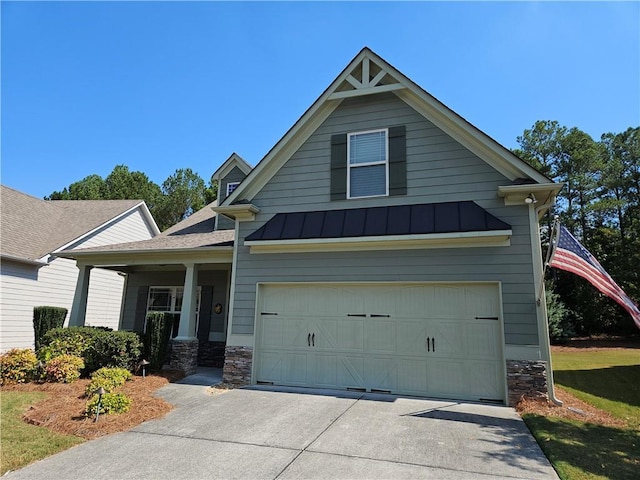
<box><xmin>231</xmin><ymin>92</ymin><xmax>539</xmax><ymax>346</ymax></box>
<box><xmin>217</xmin><ymin>166</ymin><xmax>248</xmax><ymax>230</ymax></box>
<box><xmin>121</xmin><ymin>269</ymin><xmax>229</xmax><ymax>335</ymax></box>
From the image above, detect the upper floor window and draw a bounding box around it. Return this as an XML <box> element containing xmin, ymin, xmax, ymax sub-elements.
<box><xmin>347</xmin><ymin>129</ymin><xmax>388</xmax><ymax>198</ymax></box>
<box><xmin>226</xmin><ymin>182</ymin><xmax>240</xmax><ymax>196</ymax></box>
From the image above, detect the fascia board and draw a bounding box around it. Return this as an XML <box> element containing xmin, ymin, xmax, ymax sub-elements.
<box><xmin>212</xmin><ymin>154</ymin><xmax>253</xmax><ymax>182</ymax></box>
<box><xmin>498</xmin><ymin>183</ymin><xmax>564</xmax><ymax>206</ymax></box>
<box><xmin>1</xmin><ymin>254</ymin><xmax>48</xmax><ymax>267</ymax></box>
<box><xmin>211</xmin><ymin>204</ymin><xmax>260</xmax><ymax>221</ymax></box>
<box><xmin>396</xmin><ymin>89</ymin><xmax>550</xmax><ymax>183</ymax></box>
<box><xmin>220</xmin><ymin>50</ymin><xmax>379</xmax><ymax>206</ymax></box>
<box><xmin>245</xmin><ymin>230</ymin><xmax>512</xmax><ymax>254</ymax></box>
<box><xmin>52</xmin><ymin>247</ymin><xmax>234</xmax><ymax>266</ymax></box>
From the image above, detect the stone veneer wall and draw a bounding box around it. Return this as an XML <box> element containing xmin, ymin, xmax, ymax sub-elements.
<box><xmin>506</xmin><ymin>360</ymin><xmax>548</xmax><ymax>406</ymax></box>
<box><xmin>222</xmin><ymin>346</ymin><xmax>253</xmax><ymax>386</ymax></box>
<box><xmin>198</xmin><ymin>340</ymin><xmax>226</xmax><ymax>367</ymax></box>
<box><xmin>170</xmin><ymin>339</ymin><xmax>199</xmax><ymax>376</ymax></box>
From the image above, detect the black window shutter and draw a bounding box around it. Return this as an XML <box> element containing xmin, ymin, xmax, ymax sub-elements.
<box><xmin>330</xmin><ymin>134</ymin><xmax>347</xmax><ymax>200</ymax></box>
<box><xmin>388</xmin><ymin>126</ymin><xmax>407</xmax><ymax>196</ymax></box>
<box><xmin>134</xmin><ymin>286</ymin><xmax>150</xmax><ymax>332</ymax></box>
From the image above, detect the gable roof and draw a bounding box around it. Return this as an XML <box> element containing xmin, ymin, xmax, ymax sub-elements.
<box><xmin>222</xmin><ymin>47</ymin><xmax>551</xmax><ymax>206</ymax></box>
<box><xmin>55</xmin><ymin>201</ymin><xmax>234</xmax><ymax>259</ymax></box>
<box><xmin>211</xmin><ymin>153</ymin><xmax>252</xmax><ymax>182</ymax></box>
<box><xmin>0</xmin><ymin>185</ymin><xmax>159</xmax><ymax>263</ymax></box>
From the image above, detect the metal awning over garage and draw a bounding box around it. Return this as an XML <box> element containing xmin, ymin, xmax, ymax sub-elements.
<box><xmin>244</xmin><ymin>201</ymin><xmax>512</xmax><ymax>253</ymax></box>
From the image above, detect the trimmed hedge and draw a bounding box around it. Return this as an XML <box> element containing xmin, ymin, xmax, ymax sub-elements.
<box><xmin>85</xmin><ymin>367</ymin><xmax>132</xmax><ymax>397</ymax></box>
<box><xmin>44</xmin><ymin>354</ymin><xmax>84</xmax><ymax>383</ymax></box>
<box><xmin>33</xmin><ymin>306</ymin><xmax>67</xmax><ymax>351</ymax></box>
<box><xmin>143</xmin><ymin>312</ymin><xmax>174</xmax><ymax>371</ymax></box>
<box><xmin>86</xmin><ymin>392</ymin><xmax>132</xmax><ymax>416</ymax></box>
<box><xmin>41</xmin><ymin>327</ymin><xmax>142</xmax><ymax>375</ymax></box>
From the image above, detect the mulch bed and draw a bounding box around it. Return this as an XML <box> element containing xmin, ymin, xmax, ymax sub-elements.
<box><xmin>1</xmin><ymin>371</ymin><xmax>184</xmax><ymax>439</ymax></box>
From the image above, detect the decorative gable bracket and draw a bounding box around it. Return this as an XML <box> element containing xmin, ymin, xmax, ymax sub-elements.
<box><xmin>329</xmin><ymin>56</ymin><xmax>406</xmax><ymax>100</ymax></box>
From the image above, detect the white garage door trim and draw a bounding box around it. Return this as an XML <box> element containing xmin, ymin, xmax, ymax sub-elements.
<box><xmin>253</xmin><ymin>282</ymin><xmax>507</xmax><ymax>403</ymax></box>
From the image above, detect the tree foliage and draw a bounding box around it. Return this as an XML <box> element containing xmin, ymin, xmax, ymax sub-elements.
<box><xmin>516</xmin><ymin>122</ymin><xmax>640</xmax><ymax>335</ymax></box>
<box><xmin>46</xmin><ymin>165</ymin><xmax>217</xmax><ymax>231</ymax></box>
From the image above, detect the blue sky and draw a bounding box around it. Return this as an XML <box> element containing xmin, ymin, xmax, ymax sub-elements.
<box><xmin>2</xmin><ymin>1</ymin><xmax>639</xmax><ymax>199</ymax></box>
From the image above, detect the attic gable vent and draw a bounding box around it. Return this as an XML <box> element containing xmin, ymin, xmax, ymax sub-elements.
<box><xmin>329</xmin><ymin>55</ymin><xmax>405</xmax><ymax>100</ymax></box>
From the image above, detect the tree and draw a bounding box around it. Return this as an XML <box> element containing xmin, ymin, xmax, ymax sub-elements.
<box><xmin>46</xmin><ymin>174</ymin><xmax>104</xmax><ymax>200</ymax></box>
<box><xmin>102</xmin><ymin>165</ymin><xmax>162</xmax><ymax>210</ymax></box>
<box><xmin>154</xmin><ymin>168</ymin><xmax>208</xmax><ymax>231</ymax></box>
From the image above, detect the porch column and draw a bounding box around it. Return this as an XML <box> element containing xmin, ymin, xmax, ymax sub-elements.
<box><xmin>171</xmin><ymin>263</ymin><xmax>199</xmax><ymax>376</ymax></box>
<box><xmin>176</xmin><ymin>263</ymin><xmax>198</xmax><ymax>339</ymax></box>
<box><xmin>69</xmin><ymin>264</ymin><xmax>93</xmax><ymax>327</ymax></box>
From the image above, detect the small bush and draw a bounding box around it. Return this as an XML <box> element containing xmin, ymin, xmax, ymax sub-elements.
<box><xmin>44</xmin><ymin>355</ymin><xmax>84</xmax><ymax>383</ymax></box>
<box><xmin>546</xmin><ymin>284</ymin><xmax>575</xmax><ymax>344</ymax></box>
<box><xmin>86</xmin><ymin>392</ymin><xmax>132</xmax><ymax>416</ymax></box>
<box><xmin>0</xmin><ymin>349</ymin><xmax>38</xmax><ymax>385</ymax></box>
<box><xmin>143</xmin><ymin>312</ymin><xmax>174</xmax><ymax>371</ymax></box>
<box><xmin>41</xmin><ymin>327</ymin><xmax>142</xmax><ymax>375</ymax></box>
<box><xmin>85</xmin><ymin>367</ymin><xmax>132</xmax><ymax>397</ymax></box>
<box><xmin>33</xmin><ymin>306</ymin><xmax>67</xmax><ymax>351</ymax></box>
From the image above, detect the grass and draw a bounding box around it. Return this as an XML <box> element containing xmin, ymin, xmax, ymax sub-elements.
<box><xmin>0</xmin><ymin>391</ymin><xmax>84</xmax><ymax>475</ymax></box>
<box><xmin>522</xmin><ymin>348</ymin><xmax>640</xmax><ymax>480</ymax></box>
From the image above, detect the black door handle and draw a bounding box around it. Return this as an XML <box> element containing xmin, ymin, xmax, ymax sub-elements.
<box><xmin>308</xmin><ymin>333</ymin><xmax>311</xmax><ymax>346</ymax></box>
<box><xmin>427</xmin><ymin>336</ymin><xmax>430</xmax><ymax>352</ymax></box>
<box><xmin>312</xmin><ymin>333</ymin><xmax>315</xmax><ymax>347</ymax></box>
<box><xmin>432</xmin><ymin>337</ymin><xmax>435</xmax><ymax>352</ymax></box>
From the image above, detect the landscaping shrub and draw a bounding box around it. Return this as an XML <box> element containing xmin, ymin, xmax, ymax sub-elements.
<box><xmin>41</xmin><ymin>327</ymin><xmax>142</xmax><ymax>374</ymax></box>
<box><xmin>85</xmin><ymin>392</ymin><xmax>132</xmax><ymax>416</ymax></box>
<box><xmin>546</xmin><ymin>284</ymin><xmax>575</xmax><ymax>344</ymax></box>
<box><xmin>85</xmin><ymin>367</ymin><xmax>132</xmax><ymax>397</ymax></box>
<box><xmin>0</xmin><ymin>349</ymin><xmax>38</xmax><ymax>385</ymax></box>
<box><xmin>143</xmin><ymin>312</ymin><xmax>174</xmax><ymax>371</ymax></box>
<box><xmin>33</xmin><ymin>306</ymin><xmax>67</xmax><ymax>351</ymax></box>
<box><xmin>44</xmin><ymin>354</ymin><xmax>84</xmax><ymax>383</ymax></box>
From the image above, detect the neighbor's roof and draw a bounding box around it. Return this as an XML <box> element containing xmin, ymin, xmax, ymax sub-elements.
<box><xmin>57</xmin><ymin>200</ymin><xmax>234</xmax><ymax>256</ymax></box>
<box><xmin>0</xmin><ymin>185</ymin><xmax>152</xmax><ymax>263</ymax></box>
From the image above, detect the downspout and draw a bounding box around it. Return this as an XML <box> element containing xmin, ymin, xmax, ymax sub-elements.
<box><xmin>532</xmin><ymin>195</ymin><xmax>563</xmax><ymax>406</ymax></box>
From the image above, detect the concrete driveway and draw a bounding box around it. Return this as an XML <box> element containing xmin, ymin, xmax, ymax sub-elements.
<box><xmin>6</xmin><ymin>371</ymin><xmax>558</xmax><ymax>480</ymax></box>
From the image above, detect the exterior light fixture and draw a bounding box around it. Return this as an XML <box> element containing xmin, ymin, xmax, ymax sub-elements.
<box><xmin>139</xmin><ymin>359</ymin><xmax>151</xmax><ymax>379</ymax></box>
<box><xmin>94</xmin><ymin>387</ymin><xmax>106</xmax><ymax>423</ymax></box>
<box><xmin>524</xmin><ymin>193</ymin><xmax>538</xmax><ymax>204</ymax></box>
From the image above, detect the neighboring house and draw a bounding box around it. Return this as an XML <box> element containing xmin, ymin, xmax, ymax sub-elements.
<box><xmin>57</xmin><ymin>48</ymin><xmax>562</xmax><ymax>406</ymax></box>
<box><xmin>0</xmin><ymin>185</ymin><xmax>159</xmax><ymax>351</ymax></box>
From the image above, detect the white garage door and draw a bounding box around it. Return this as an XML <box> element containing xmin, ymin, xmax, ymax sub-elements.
<box><xmin>255</xmin><ymin>283</ymin><xmax>505</xmax><ymax>402</ymax></box>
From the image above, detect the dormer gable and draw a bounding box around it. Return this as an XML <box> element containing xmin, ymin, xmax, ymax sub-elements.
<box><xmin>211</xmin><ymin>153</ymin><xmax>252</xmax><ymax>230</ymax></box>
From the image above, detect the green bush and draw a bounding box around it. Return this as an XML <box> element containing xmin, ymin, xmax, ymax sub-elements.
<box><xmin>0</xmin><ymin>349</ymin><xmax>39</xmax><ymax>385</ymax></box>
<box><xmin>44</xmin><ymin>354</ymin><xmax>84</xmax><ymax>383</ymax></box>
<box><xmin>546</xmin><ymin>284</ymin><xmax>575</xmax><ymax>344</ymax></box>
<box><xmin>41</xmin><ymin>327</ymin><xmax>142</xmax><ymax>375</ymax></box>
<box><xmin>33</xmin><ymin>306</ymin><xmax>68</xmax><ymax>351</ymax></box>
<box><xmin>143</xmin><ymin>312</ymin><xmax>174</xmax><ymax>371</ymax></box>
<box><xmin>85</xmin><ymin>367</ymin><xmax>132</xmax><ymax>397</ymax></box>
<box><xmin>85</xmin><ymin>392</ymin><xmax>132</xmax><ymax>416</ymax></box>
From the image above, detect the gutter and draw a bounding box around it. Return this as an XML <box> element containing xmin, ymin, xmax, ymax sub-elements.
<box><xmin>535</xmin><ymin>194</ymin><xmax>563</xmax><ymax>406</ymax></box>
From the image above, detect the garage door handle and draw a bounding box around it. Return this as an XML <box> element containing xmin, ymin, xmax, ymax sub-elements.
<box><xmin>475</xmin><ymin>316</ymin><xmax>499</xmax><ymax>320</ymax></box>
<box><xmin>308</xmin><ymin>333</ymin><xmax>311</xmax><ymax>346</ymax></box>
<box><xmin>432</xmin><ymin>337</ymin><xmax>435</xmax><ymax>352</ymax></box>
<box><xmin>312</xmin><ymin>333</ymin><xmax>315</xmax><ymax>347</ymax></box>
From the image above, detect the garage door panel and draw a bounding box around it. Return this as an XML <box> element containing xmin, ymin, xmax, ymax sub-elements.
<box><xmin>365</xmin><ymin>319</ymin><xmax>396</xmax><ymax>354</ymax></box>
<box><xmin>256</xmin><ymin>283</ymin><xmax>505</xmax><ymax>403</ymax></box>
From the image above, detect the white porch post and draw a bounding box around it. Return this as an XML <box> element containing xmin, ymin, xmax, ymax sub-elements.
<box><xmin>175</xmin><ymin>263</ymin><xmax>198</xmax><ymax>340</ymax></box>
<box><xmin>69</xmin><ymin>264</ymin><xmax>93</xmax><ymax>327</ymax></box>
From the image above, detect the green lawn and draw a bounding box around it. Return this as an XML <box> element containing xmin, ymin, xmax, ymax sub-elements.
<box><xmin>0</xmin><ymin>391</ymin><xmax>84</xmax><ymax>475</ymax></box>
<box><xmin>522</xmin><ymin>348</ymin><xmax>640</xmax><ymax>480</ymax></box>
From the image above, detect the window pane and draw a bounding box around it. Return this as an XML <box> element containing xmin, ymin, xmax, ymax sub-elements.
<box><xmin>350</xmin><ymin>164</ymin><xmax>386</xmax><ymax>197</ymax></box>
<box><xmin>350</xmin><ymin>131</ymin><xmax>386</xmax><ymax>165</ymax></box>
<box><xmin>148</xmin><ymin>288</ymin><xmax>171</xmax><ymax>311</ymax></box>
<box><xmin>174</xmin><ymin>288</ymin><xmax>184</xmax><ymax>312</ymax></box>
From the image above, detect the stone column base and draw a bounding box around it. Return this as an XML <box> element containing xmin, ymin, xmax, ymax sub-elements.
<box><xmin>506</xmin><ymin>360</ymin><xmax>548</xmax><ymax>406</ymax></box>
<box><xmin>170</xmin><ymin>339</ymin><xmax>199</xmax><ymax>376</ymax></box>
<box><xmin>222</xmin><ymin>346</ymin><xmax>253</xmax><ymax>386</ymax></box>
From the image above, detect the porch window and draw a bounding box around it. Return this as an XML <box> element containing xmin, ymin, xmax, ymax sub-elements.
<box><xmin>146</xmin><ymin>286</ymin><xmax>201</xmax><ymax>337</ymax></box>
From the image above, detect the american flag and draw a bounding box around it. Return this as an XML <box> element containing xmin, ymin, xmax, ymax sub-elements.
<box><xmin>549</xmin><ymin>225</ymin><xmax>640</xmax><ymax>329</ymax></box>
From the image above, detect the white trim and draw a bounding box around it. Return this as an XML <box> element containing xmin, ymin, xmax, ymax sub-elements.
<box><xmin>498</xmin><ymin>183</ymin><xmax>564</xmax><ymax>209</ymax></box>
<box><xmin>225</xmin><ymin>219</ymin><xmax>242</xmax><ymax>346</ymax></box>
<box><xmin>212</xmin><ymin>153</ymin><xmax>253</xmax><ymax>182</ymax></box>
<box><xmin>44</xmin><ymin>203</ymin><xmax>159</xmax><ymax>261</ymax></box>
<box><xmin>347</xmin><ymin>128</ymin><xmax>389</xmax><ymax>199</ymax></box>
<box><xmin>211</xmin><ymin>203</ymin><xmax>260</xmax><ymax>221</ymax></box>
<box><xmin>226</xmin><ymin>182</ymin><xmax>240</xmax><ymax>197</ymax></box>
<box><xmin>245</xmin><ymin>230</ymin><xmax>512</xmax><ymax>254</ymax></box>
<box><xmin>221</xmin><ymin>48</ymin><xmax>552</xmax><ymax>205</ymax></box>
